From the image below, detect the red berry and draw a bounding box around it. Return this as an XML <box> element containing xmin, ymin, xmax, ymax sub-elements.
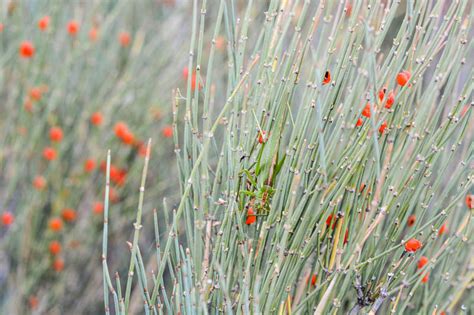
<box><xmin>38</xmin><ymin>16</ymin><xmax>50</xmax><ymax>31</ymax></box>
<box><xmin>90</xmin><ymin>112</ymin><xmax>103</xmax><ymax>126</ymax></box>
<box><xmin>53</xmin><ymin>258</ymin><xmax>64</xmax><ymax>272</ymax></box>
<box><xmin>405</xmin><ymin>238</ymin><xmax>422</xmax><ymax>252</ymax></box>
<box><xmin>466</xmin><ymin>194</ymin><xmax>473</xmax><ymax>209</ymax></box>
<box><xmin>322</xmin><ymin>71</ymin><xmax>331</xmax><ymax>85</ymax></box>
<box><xmin>258</xmin><ymin>130</ymin><xmax>267</xmax><ymax>144</ymax></box>
<box><xmin>42</xmin><ymin>147</ymin><xmax>57</xmax><ymax>161</ymax></box>
<box><xmin>396</xmin><ymin>70</ymin><xmax>410</xmax><ymax>86</ymax></box>
<box><xmin>1</xmin><ymin>211</ymin><xmax>14</xmax><ymax>226</ymax></box>
<box><xmin>417</xmin><ymin>256</ymin><xmax>428</xmax><ymax>269</ymax></box>
<box><xmin>89</xmin><ymin>27</ymin><xmax>99</xmax><ymax>41</ymax></box>
<box><xmin>29</xmin><ymin>87</ymin><xmax>42</xmax><ymax>101</ymax></box>
<box><xmin>385</xmin><ymin>91</ymin><xmax>395</xmax><ymax>109</ymax></box>
<box><xmin>67</xmin><ymin>20</ymin><xmax>79</xmax><ymax>36</ymax></box>
<box><xmin>49</xmin><ymin>217</ymin><xmax>63</xmax><ymax>232</ymax></box>
<box><xmin>438</xmin><ymin>223</ymin><xmax>447</xmax><ymax>236</ymax></box>
<box><xmin>310</xmin><ymin>274</ymin><xmax>317</xmax><ymax>286</ymax></box>
<box><xmin>49</xmin><ymin>127</ymin><xmax>63</xmax><ymax>142</ymax></box>
<box><xmin>378</xmin><ymin>87</ymin><xmax>386</xmax><ymax>101</ymax></box>
<box><xmin>407</xmin><ymin>215</ymin><xmax>416</xmax><ymax>227</ymax></box>
<box><xmin>93</xmin><ymin>202</ymin><xmax>104</xmax><ymax>215</ymax></box>
<box><xmin>379</xmin><ymin>121</ymin><xmax>387</xmax><ymax>134</ymax></box>
<box><xmin>61</xmin><ymin>208</ymin><xmax>77</xmax><ymax>222</ymax></box>
<box><xmin>119</xmin><ymin>31</ymin><xmax>131</xmax><ymax>47</ymax></box>
<box><xmin>19</xmin><ymin>41</ymin><xmax>35</xmax><ymax>58</ymax></box>
<box><xmin>49</xmin><ymin>241</ymin><xmax>62</xmax><ymax>255</ymax></box>
<box><xmin>245</xmin><ymin>208</ymin><xmax>256</xmax><ymax>225</ymax></box>
<box><xmin>33</xmin><ymin>175</ymin><xmax>46</xmax><ymax>190</ymax></box>
<box><xmin>162</xmin><ymin>125</ymin><xmax>173</xmax><ymax>138</ymax></box>
<box><xmin>421</xmin><ymin>272</ymin><xmax>429</xmax><ymax>283</ymax></box>
<box><xmin>362</xmin><ymin>103</ymin><xmax>371</xmax><ymax>118</ymax></box>
<box><xmin>84</xmin><ymin>159</ymin><xmax>96</xmax><ymax>173</ymax></box>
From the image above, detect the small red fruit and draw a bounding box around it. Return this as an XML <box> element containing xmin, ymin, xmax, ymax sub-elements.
<box><xmin>404</xmin><ymin>238</ymin><xmax>422</xmax><ymax>252</ymax></box>
<box><xmin>1</xmin><ymin>211</ymin><xmax>14</xmax><ymax>226</ymax></box>
<box><xmin>84</xmin><ymin>159</ymin><xmax>96</xmax><ymax>173</ymax></box>
<box><xmin>49</xmin><ymin>126</ymin><xmax>63</xmax><ymax>142</ymax></box>
<box><xmin>38</xmin><ymin>16</ymin><xmax>50</xmax><ymax>31</ymax></box>
<box><xmin>42</xmin><ymin>147</ymin><xmax>57</xmax><ymax>161</ymax></box>
<box><xmin>356</xmin><ymin>118</ymin><xmax>363</xmax><ymax>127</ymax></box>
<box><xmin>322</xmin><ymin>71</ymin><xmax>331</xmax><ymax>85</ymax></box>
<box><xmin>362</xmin><ymin>103</ymin><xmax>371</xmax><ymax>118</ymax></box>
<box><xmin>378</xmin><ymin>87</ymin><xmax>386</xmax><ymax>101</ymax></box>
<box><xmin>385</xmin><ymin>90</ymin><xmax>395</xmax><ymax>109</ymax></box>
<box><xmin>49</xmin><ymin>241</ymin><xmax>62</xmax><ymax>255</ymax></box>
<box><xmin>93</xmin><ymin>202</ymin><xmax>104</xmax><ymax>215</ymax></box>
<box><xmin>407</xmin><ymin>215</ymin><xmax>416</xmax><ymax>227</ymax></box>
<box><xmin>33</xmin><ymin>175</ymin><xmax>46</xmax><ymax>190</ymax></box>
<box><xmin>19</xmin><ymin>41</ymin><xmax>35</xmax><ymax>58</ymax></box>
<box><xmin>49</xmin><ymin>217</ymin><xmax>63</xmax><ymax>232</ymax></box>
<box><xmin>417</xmin><ymin>256</ymin><xmax>428</xmax><ymax>269</ymax></box>
<box><xmin>396</xmin><ymin>70</ymin><xmax>411</xmax><ymax>86</ymax></box>
<box><xmin>90</xmin><ymin>112</ymin><xmax>103</xmax><ymax>126</ymax></box>
<box><xmin>379</xmin><ymin>121</ymin><xmax>387</xmax><ymax>134</ymax></box>
<box><xmin>29</xmin><ymin>87</ymin><xmax>43</xmax><ymax>101</ymax></box>
<box><xmin>438</xmin><ymin>223</ymin><xmax>447</xmax><ymax>236</ymax></box>
<box><xmin>245</xmin><ymin>208</ymin><xmax>256</xmax><ymax>225</ymax></box>
<box><xmin>67</xmin><ymin>20</ymin><xmax>79</xmax><ymax>36</ymax></box>
<box><xmin>421</xmin><ymin>272</ymin><xmax>429</xmax><ymax>283</ymax></box>
<box><xmin>258</xmin><ymin>130</ymin><xmax>267</xmax><ymax>144</ymax></box>
<box><xmin>61</xmin><ymin>208</ymin><xmax>77</xmax><ymax>222</ymax></box>
<box><xmin>119</xmin><ymin>31</ymin><xmax>131</xmax><ymax>47</ymax></box>
<box><xmin>162</xmin><ymin>125</ymin><xmax>173</xmax><ymax>138</ymax></box>
<box><xmin>53</xmin><ymin>258</ymin><xmax>64</xmax><ymax>272</ymax></box>
<box><xmin>310</xmin><ymin>274</ymin><xmax>317</xmax><ymax>286</ymax></box>
<box><xmin>89</xmin><ymin>27</ymin><xmax>98</xmax><ymax>41</ymax></box>
<box><xmin>466</xmin><ymin>194</ymin><xmax>473</xmax><ymax>209</ymax></box>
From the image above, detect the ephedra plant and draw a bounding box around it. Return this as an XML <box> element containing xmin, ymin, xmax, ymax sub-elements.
<box><xmin>103</xmin><ymin>0</ymin><xmax>473</xmax><ymax>314</ymax></box>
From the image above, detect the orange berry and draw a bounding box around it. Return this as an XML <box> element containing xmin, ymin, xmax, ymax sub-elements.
<box><xmin>245</xmin><ymin>208</ymin><xmax>256</xmax><ymax>225</ymax></box>
<box><xmin>162</xmin><ymin>125</ymin><xmax>173</xmax><ymax>138</ymax></box>
<box><xmin>405</xmin><ymin>238</ymin><xmax>422</xmax><ymax>252</ymax></box>
<box><xmin>19</xmin><ymin>41</ymin><xmax>35</xmax><ymax>58</ymax></box>
<box><xmin>29</xmin><ymin>87</ymin><xmax>42</xmax><ymax>101</ymax></box>
<box><xmin>67</xmin><ymin>20</ymin><xmax>79</xmax><ymax>36</ymax></box>
<box><xmin>111</xmin><ymin>169</ymin><xmax>127</xmax><ymax>187</ymax></box>
<box><xmin>396</xmin><ymin>70</ymin><xmax>410</xmax><ymax>86</ymax></box>
<box><xmin>38</xmin><ymin>16</ymin><xmax>50</xmax><ymax>31</ymax></box>
<box><xmin>326</xmin><ymin>214</ymin><xmax>334</xmax><ymax>228</ymax></box>
<box><xmin>258</xmin><ymin>130</ymin><xmax>267</xmax><ymax>144</ymax></box>
<box><xmin>120</xmin><ymin>130</ymin><xmax>135</xmax><ymax>145</ymax></box>
<box><xmin>421</xmin><ymin>272</ymin><xmax>429</xmax><ymax>283</ymax></box>
<box><xmin>49</xmin><ymin>240</ymin><xmax>62</xmax><ymax>255</ymax></box>
<box><xmin>1</xmin><ymin>211</ymin><xmax>14</xmax><ymax>226</ymax></box>
<box><xmin>385</xmin><ymin>90</ymin><xmax>395</xmax><ymax>109</ymax></box>
<box><xmin>49</xmin><ymin>126</ymin><xmax>63</xmax><ymax>142</ymax></box>
<box><xmin>417</xmin><ymin>256</ymin><xmax>428</xmax><ymax>269</ymax></box>
<box><xmin>49</xmin><ymin>217</ymin><xmax>63</xmax><ymax>232</ymax></box>
<box><xmin>466</xmin><ymin>194</ymin><xmax>473</xmax><ymax>209</ymax></box>
<box><xmin>343</xmin><ymin>229</ymin><xmax>349</xmax><ymax>245</ymax></box>
<box><xmin>52</xmin><ymin>258</ymin><xmax>64</xmax><ymax>272</ymax></box>
<box><xmin>322</xmin><ymin>71</ymin><xmax>331</xmax><ymax>85</ymax></box>
<box><xmin>407</xmin><ymin>215</ymin><xmax>416</xmax><ymax>227</ymax></box>
<box><xmin>61</xmin><ymin>208</ymin><xmax>77</xmax><ymax>222</ymax></box>
<box><xmin>438</xmin><ymin>223</ymin><xmax>447</xmax><ymax>236</ymax></box>
<box><xmin>33</xmin><ymin>175</ymin><xmax>46</xmax><ymax>190</ymax></box>
<box><xmin>310</xmin><ymin>274</ymin><xmax>317</xmax><ymax>286</ymax></box>
<box><xmin>93</xmin><ymin>202</ymin><xmax>104</xmax><ymax>215</ymax></box>
<box><xmin>42</xmin><ymin>147</ymin><xmax>57</xmax><ymax>161</ymax></box>
<box><xmin>362</xmin><ymin>103</ymin><xmax>371</xmax><ymax>118</ymax></box>
<box><xmin>356</xmin><ymin>118</ymin><xmax>363</xmax><ymax>127</ymax></box>
<box><xmin>90</xmin><ymin>112</ymin><xmax>103</xmax><ymax>126</ymax></box>
<box><xmin>119</xmin><ymin>31</ymin><xmax>131</xmax><ymax>47</ymax></box>
<box><xmin>191</xmin><ymin>72</ymin><xmax>202</xmax><ymax>90</ymax></box>
<box><xmin>379</xmin><ymin>121</ymin><xmax>387</xmax><ymax>134</ymax></box>
<box><xmin>89</xmin><ymin>27</ymin><xmax>98</xmax><ymax>41</ymax></box>
<box><xmin>84</xmin><ymin>159</ymin><xmax>96</xmax><ymax>173</ymax></box>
